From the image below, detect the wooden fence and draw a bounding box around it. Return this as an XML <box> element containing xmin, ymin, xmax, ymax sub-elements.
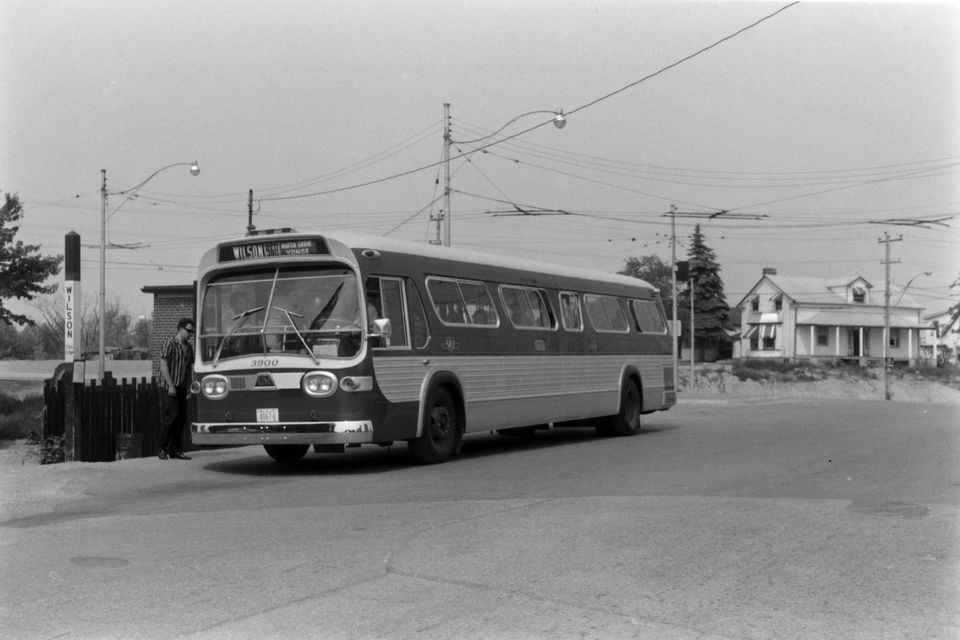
<box><xmin>43</xmin><ymin>364</ymin><xmax>193</xmax><ymax>462</ymax></box>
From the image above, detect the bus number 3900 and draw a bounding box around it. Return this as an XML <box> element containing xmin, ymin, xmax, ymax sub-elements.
<box><xmin>251</xmin><ymin>358</ymin><xmax>280</xmax><ymax>368</ymax></box>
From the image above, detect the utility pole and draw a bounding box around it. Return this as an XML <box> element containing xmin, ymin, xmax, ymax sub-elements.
<box><xmin>669</xmin><ymin>206</ymin><xmax>678</xmax><ymax>392</ymax></box>
<box><xmin>441</xmin><ymin>102</ymin><xmax>452</xmax><ymax>246</ymax></box>
<box><xmin>663</xmin><ymin>207</ymin><xmax>765</xmax><ymax>391</ymax></box>
<box><xmin>247</xmin><ymin>189</ymin><xmax>255</xmax><ymax>234</ymax></box>
<box><xmin>99</xmin><ymin>169</ymin><xmax>107</xmax><ymax>380</ymax></box>
<box><xmin>689</xmin><ymin>277</ymin><xmax>696</xmax><ymax>388</ymax></box>
<box><xmin>879</xmin><ymin>232</ymin><xmax>902</xmax><ymax>401</ymax></box>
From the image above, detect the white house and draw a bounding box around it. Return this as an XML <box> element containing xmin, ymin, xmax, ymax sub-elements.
<box><xmin>736</xmin><ymin>268</ymin><xmax>929</xmax><ymax>365</ymax></box>
<box><xmin>920</xmin><ymin>307</ymin><xmax>959</xmax><ymax>365</ymax></box>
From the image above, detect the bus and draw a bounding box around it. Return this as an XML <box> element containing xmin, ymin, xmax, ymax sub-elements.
<box><xmin>190</xmin><ymin>228</ymin><xmax>676</xmax><ymax>464</ymax></box>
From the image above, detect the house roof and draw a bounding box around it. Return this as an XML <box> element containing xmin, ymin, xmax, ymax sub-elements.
<box><xmin>739</xmin><ymin>273</ymin><xmax>923</xmax><ymax>308</ymax></box>
<box><xmin>766</xmin><ymin>276</ymin><xmax>858</xmax><ymax>304</ymax></box>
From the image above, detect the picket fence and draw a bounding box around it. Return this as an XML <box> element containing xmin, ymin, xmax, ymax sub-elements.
<box><xmin>43</xmin><ymin>364</ymin><xmax>193</xmax><ymax>462</ymax></box>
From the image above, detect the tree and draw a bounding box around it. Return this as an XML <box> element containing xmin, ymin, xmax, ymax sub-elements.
<box><xmin>0</xmin><ymin>322</ymin><xmax>34</xmax><ymax>358</ymax></box>
<box><xmin>31</xmin><ymin>291</ymin><xmax>143</xmax><ymax>359</ymax></box>
<box><xmin>678</xmin><ymin>224</ymin><xmax>730</xmax><ymax>360</ymax></box>
<box><xmin>0</xmin><ymin>194</ymin><xmax>62</xmax><ymax>326</ymax></box>
<box><xmin>619</xmin><ymin>255</ymin><xmax>675</xmax><ymax>318</ymax></box>
<box><xmin>941</xmin><ymin>272</ymin><xmax>960</xmax><ymax>339</ymax></box>
<box><xmin>131</xmin><ymin>316</ymin><xmax>152</xmax><ymax>350</ymax></box>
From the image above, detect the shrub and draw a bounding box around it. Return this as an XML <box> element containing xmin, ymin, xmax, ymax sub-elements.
<box><xmin>0</xmin><ymin>391</ymin><xmax>45</xmax><ymax>441</ymax></box>
<box><xmin>730</xmin><ymin>360</ymin><xmax>825</xmax><ymax>383</ymax></box>
<box><xmin>40</xmin><ymin>435</ymin><xmax>65</xmax><ymax>464</ymax></box>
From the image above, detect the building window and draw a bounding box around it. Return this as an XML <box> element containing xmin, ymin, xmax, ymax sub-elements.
<box><xmin>773</xmin><ymin>295</ymin><xmax>783</xmax><ymax>311</ymax></box>
<box><xmin>889</xmin><ymin>328</ymin><xmax>900</xmax><ymax>348</ymax></box>
<box><xmin>852</xmin><ymin>287</ymin><xmax>866</xmax><ymax>303</ymax></box>
<box><xmin>751</xmin><ymin>296</ymin><xmax>759</xmax><ymax>312</ymax></box>
<box><xmin>816</xmin><ymin>326</ymin><xmax>829</xmax><ymax>347</ymax></box>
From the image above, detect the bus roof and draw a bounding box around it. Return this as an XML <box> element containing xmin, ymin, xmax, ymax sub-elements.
<box><xmin>201</xmin><ymin>229</ymin><xmax>658</xmax><ymax>294</ymax></box>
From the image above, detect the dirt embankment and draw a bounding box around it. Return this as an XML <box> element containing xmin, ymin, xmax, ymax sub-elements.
<box><xmin>683</xmin><ymin>368</ymin><xmax>960</xmax><ymax>404</ymax></box>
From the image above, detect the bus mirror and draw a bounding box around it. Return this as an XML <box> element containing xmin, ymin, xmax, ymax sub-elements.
<box><xmin>370</xmin><ymin>318</ymin><xmax>391</xmax><ymax>348</ymax></box>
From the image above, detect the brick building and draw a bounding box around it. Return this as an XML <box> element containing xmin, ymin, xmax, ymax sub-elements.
<box><xmin>142</xmin><ymin>284</ymin><xmax>195</xmax><ymax>379</ymax></box>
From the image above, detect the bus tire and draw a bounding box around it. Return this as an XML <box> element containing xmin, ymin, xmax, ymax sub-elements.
<box><xmin>598</xmin><ymin>380</ymin><xmax>641</xmax><ymax>437</ymax></box>
<box><xmin>409</xmin><ymin>387</ymin><xmax>460</xmax><ymax>464</ymax></box>
<box><xmin>264</xmin><ymin>444</ymin><xmax>309</xmax><ymax>463</ymax></box>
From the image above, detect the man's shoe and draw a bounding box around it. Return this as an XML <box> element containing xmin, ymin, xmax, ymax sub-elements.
<box><xmin>169</xmin><ymin>452</ymin><xmax>191</xmax><ymax>460</ymax></box>
<box><xmin>158</xmin><ymin>451</ymin><xmax>169</xmax><ymax>460</ymax></box>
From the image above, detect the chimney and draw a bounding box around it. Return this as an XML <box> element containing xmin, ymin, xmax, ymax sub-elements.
<box><xmin>762</xmin><ymin>267</ymin><xmax>778</xmax><ymax>276</ymax></box>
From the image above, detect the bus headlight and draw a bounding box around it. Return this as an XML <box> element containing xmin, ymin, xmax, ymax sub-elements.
<box><xmin>201</xmin><ymin>375</ymin><xmax>229</xmax><ymax>400</ymax></box>
<box><xmin>302</xmin><ymin>371</ymin><xmax>337</xmax><ymax>398</ymax></box>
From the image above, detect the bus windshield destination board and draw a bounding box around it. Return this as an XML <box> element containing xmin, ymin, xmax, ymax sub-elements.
<box><xmin>218</xmin><ymin>238</ymin><xmax>327</xmax><ymax>262</ymax></box>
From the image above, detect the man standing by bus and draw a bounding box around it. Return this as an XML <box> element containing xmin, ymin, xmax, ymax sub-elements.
<box><xmin>158</xmin><ymin>318</ymin><xmax>195</xmax><ymax>460</ymax></box>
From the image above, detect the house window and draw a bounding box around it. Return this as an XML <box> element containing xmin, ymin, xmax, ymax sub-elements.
<box><xmin>751</xmin><ymin>296</ymin><xmax>759</xmax><ymax>312</ymax></box>
<box><xmin>852</xmin><ymin>287</ymin><xmax>866</xmax><ymax>303</ymax></box>
<box><xmin>816</xmin><ymin>326</ymin><xmax>829</xmax><ymax>347</ymax></box>
<box><xmin>889</xmin><ymin>328</ymin><xmax>900</xmax><ymax>348</ymax></box>
<box><xmin>773</xmin><ymin>295</ymin><xmax>783</xmax><ymax>311</ymax></box>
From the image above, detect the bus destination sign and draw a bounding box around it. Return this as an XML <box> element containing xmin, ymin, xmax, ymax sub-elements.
<box><xmin>218</xmin><ymin>238</ymin><xmax>327</xmax><ymax>262</ymax></box>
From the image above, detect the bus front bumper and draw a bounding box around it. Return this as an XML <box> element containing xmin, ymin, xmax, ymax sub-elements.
<box><xmin>191</xmin><ymin>421</ymin><xmax>375</xmax><ymax>446</ymax></box>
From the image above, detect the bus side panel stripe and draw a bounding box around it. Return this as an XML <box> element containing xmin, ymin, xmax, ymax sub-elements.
<box><xmin>373</xmin><ymin>354</ymin><xmax>671</xmax><ymax>431</ymax></box>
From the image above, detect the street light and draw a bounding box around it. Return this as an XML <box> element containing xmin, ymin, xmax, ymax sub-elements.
<box><xmin>440</xmin><ymin>103</ymin><xmax>566</xmax><ymax>246</ymax></box>
<box><xmin>893</xmin><ymin>271</ymin><xmax>932</xmax><ymax>307</ymax></box>
<box><xmin>98</xmin><ymin>161</ymin><xmax>200</xmax><ymax>379</ymax></box>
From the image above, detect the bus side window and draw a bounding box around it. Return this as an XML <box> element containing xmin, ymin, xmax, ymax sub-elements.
<box><xmin>584</xmin><ymin>294</ymin><xmax>630</xmax><ymax>333</ymax></box>
<box><xmin>500</xmin><ymin>285</ymin><xmax>553</xmax><ymax>329</ymax></box>
<box><xmin>560</xmin><ymin>291</ymin><xmax>582</xmax><ymax>331</ymax></box>
<box><xmin>407</xmin><ymin>281</ymin><xmax>430</xmax><ymax>349</ymax></box>
<box><xmin>630</xmin><ymin>298</ymin><xmax>668</xmax><ymax>333</ymax></box>
<box><xmin>366</xmin><ymin>276</ymin><xmax>413</xmax><ymax>349</ymax></box>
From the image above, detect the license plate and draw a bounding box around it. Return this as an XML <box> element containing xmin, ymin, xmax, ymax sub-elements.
<box><xmin>257</xmin><ymin>408</ymin><xmax>279</xmax><ymax>423</ymax></box>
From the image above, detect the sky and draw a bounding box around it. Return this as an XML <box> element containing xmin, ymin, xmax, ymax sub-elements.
<box><xmin>2</xmin><ymin>0</ymin><xmax>958</xmax><ymax>325</ymax></box>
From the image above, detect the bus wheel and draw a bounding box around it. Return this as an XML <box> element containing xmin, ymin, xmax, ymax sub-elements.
<box><xmin>598</xmin><ymin>381</ymin><xmax>641</xmax><ymax>437</ymax></box>
<box><xmin>264</xmin><ymin>444</ymin><xmax>309</xmax><ymax>463</ymax></box>
<box><xmin>409</xmin><ymin>387</ymin><xmax>460</xmax><ymax>464</ymax></box>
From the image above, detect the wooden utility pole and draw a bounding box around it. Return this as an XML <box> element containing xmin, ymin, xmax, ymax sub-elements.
<box><xmin>247</xmin><ymin>189</ymin><xmax>255</xmax><ymax>234</ymax></box>
<box><xmin>663</xmin><ymin>207</ymin><xmax>766</xmax><ymax>391</ymax></box>
<box><xmin>879</xmin><ymin>232</ymin><xmax>902</xmax><ymax>400</ymax></box>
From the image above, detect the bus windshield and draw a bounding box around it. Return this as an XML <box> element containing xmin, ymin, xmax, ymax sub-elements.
<box><xmin>198</xmin><ymin>266</ymin><xmax>364</xmax><ymax>362</ymax></box>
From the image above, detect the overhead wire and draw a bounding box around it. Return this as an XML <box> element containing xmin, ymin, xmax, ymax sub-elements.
<box><xmin>257</xmin><ymin>1</ymin><xmax>801</xmax><ymax>205</ymax></box>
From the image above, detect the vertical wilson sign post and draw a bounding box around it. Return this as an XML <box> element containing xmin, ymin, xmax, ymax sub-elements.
<box><xmin>64</xmin><ymin>231</ymin><xmax>81</xmax><ymax>362</ymax></box>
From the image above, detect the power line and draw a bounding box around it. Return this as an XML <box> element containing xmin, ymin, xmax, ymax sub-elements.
<box><xmin>258</xmin><ymin>2</ymin><xmax>800</xmax><ymax>204</ymax></box>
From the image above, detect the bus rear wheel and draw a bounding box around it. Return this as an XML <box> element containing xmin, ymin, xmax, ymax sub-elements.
<box><xmin>597</xmin><ymin>381</ymin><xmax>641</xmax><ymax>437</ymax></box>
<box><xmin>409</xmin><ymin>387</ymin><xmax>460</xmax><ymax>464</ymax></box>
<box><xmin>264</xmin><ymin>444</ymin><xmax>309</xmax><ymax>463</ymax></box>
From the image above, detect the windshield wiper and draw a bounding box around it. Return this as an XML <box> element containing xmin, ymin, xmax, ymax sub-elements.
<box><xmin>273</xmin><ymin>305</ymin><xmax>319</xmax><ymax>365</ymax></box>
<box><xmin>212</xmin><ymin>305</ymin><xmax>265</xmax><ymax>365</ymax></box>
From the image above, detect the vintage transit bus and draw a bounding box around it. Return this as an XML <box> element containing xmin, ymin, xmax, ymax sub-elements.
<box><xmin>190</xmin><ymin>228</ymin><xmax>676</xmax><ymax>464</ymax></box>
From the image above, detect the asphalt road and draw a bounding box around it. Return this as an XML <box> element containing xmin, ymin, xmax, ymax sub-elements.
<box><xmin>2</xmin><ymin>398</ymin><xmax>957</xmax><ymax>640</ymax></box>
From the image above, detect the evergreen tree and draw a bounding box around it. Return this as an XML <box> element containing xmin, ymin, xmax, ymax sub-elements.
<box><xmin>678</xmin><ymin>224</ymin><xmax>729</xmax><ymax>358</ymax></box>
<box><xmin>0</xmin><ymin>194</ymin><xmax>62</xmax><ymax>325</ymax></box>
